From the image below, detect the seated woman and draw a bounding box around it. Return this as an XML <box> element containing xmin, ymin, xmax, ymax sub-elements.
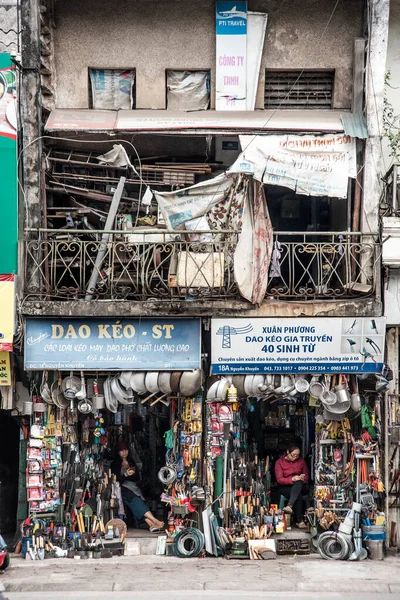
<box><xmin>274</xmin><ymin>444</ymin><xmax>309</xmax><ymax>529</ymax></box>
<box><xmin>111</xmin><ymin>441</ymin><xmax>164</xmax><ymax>532</ymax></box>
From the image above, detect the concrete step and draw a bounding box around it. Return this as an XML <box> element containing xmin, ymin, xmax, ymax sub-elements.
<box><xmin>125</xmin><ymin>535</ymin><xmax>158</xmax><ymax>556</ymax></box>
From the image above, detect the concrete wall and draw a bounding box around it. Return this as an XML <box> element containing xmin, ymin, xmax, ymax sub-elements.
<box><xmin>53</xmin><ymin>0</ymin><xmax>363</xmax><ymax>110</ymax></box>
<box><xmin>383</xmin><ymin>0</ymin><xmax>400</xmax><ymax>171</ymax></box>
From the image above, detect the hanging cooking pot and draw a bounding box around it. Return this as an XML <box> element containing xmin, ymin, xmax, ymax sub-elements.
<box><xmin>309</xmin><ymin>376</ymin><xmax>324</xmax><ymax>399</ymax></box>
<box><xmin>145</xmin><ymin>372</ymin><xmax>160</xmax><ymax>394</ymax></box>
<box><xmin>180</xmin><ymin>369</ymin><xmax>202</xmax><ymax>397</ymax></box>
<box><xmin>335</xmin><ymin>376</ymin><xmax>351</xmax><ymax>404</ymax></box>
<box><xmin>170</xmin><ymin>372</ymin><xmax>182</xmax><ymax>393</ymax></box>
<box><xmin>232</xmin><ymin>375</ymin><xmax>246</xmax><ymax>397</ymax></box>
<box><xmin>23</xmin><ymin>401</ymin><xmax>33</xmax><ymax>415</ymax></box>
<box><xmin>62</xmin><ymin>371</ymin><xmax>81</xmax><ymax>400</ymax></box>
<box><xmin>78</xmin><ymin>398</ymin><xmax>93</xmax><ymax>414</ymax></box>
<box><xmin>130</xmin><ymin>372</ymin><xmax>147</xmax><ymax>395</ymax></box>
<box><xmin>244</xmin><ymin>376</ymin><xmax>254</xmax><ymax>397</ymax></box>
<box><xmin>159</xmin><ymin>372</ymin><xmax>172</xmax><ymax>395</ymax></box>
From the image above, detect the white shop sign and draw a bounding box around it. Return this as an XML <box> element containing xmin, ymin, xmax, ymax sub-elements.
<box><xmin>216</xmin><ymin>1</ymin><xmax>247</xmax><ymax>110</ymax></box>
<box><xmin>232</xmin><ymin>133</ymin><xmax>357</xmax><ymax>198</ymax></box>
<box><xmin>211</xmin><ymin>317</ymin><xmax>386</xmax><ymax>374</ymax></box>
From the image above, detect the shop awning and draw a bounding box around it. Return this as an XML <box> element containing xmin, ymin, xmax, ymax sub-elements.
<box><xmin>45</xmin><ymin>108</ymin><xmax>347</xmax><ymax>135</ymax></box>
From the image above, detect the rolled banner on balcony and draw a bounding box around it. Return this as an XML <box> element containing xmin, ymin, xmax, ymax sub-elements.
<box><xmin>234</xmin><ymin>180</ymin><xmax>273</xmax><ymax>305</ymax></box>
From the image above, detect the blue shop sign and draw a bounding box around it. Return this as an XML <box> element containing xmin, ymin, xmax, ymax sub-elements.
<box><xmin>25</xmin><ymin>318</ymin><xmax>201</xmax><ymax>371</ymax></box>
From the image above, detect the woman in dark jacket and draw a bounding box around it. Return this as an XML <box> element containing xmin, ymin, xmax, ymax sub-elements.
<box><xmin>111</xmin><ymin>441</ymin><xmax>164</xmax><ymax>532</ymax></box>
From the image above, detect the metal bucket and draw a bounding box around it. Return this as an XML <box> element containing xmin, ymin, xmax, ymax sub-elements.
<box><xmin>366</xmin><ymin>539</ymin><xmax>384</xmax><ymax>560</ymax></box>
<box><xmin>23</xmin><ymin>401</ymin><xmax>33</xmax><ymax>415</ymax></box>
<box><xmin>34</xmin><ymin>402</ymin><xmax>46</xmax><ymax>413</ymax></box>
<box><xmin>93</xmin><ymin>394</ymin><xmax>105</xmax><ymax>410</ymax></box>
<box><xmin>335</xmin><ymin>384</ymin><xmax>351</xmax><ymax>405</ymax></box>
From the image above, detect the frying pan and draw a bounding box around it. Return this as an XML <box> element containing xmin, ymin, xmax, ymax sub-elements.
<box><xmin>130</xmin><ymin>372</ymin><xmax>147</xmax><ymax>395</ymax></box>
<box><xmin>159</xmin><ymin>372</ymin><xmax>172</xmax><ymax>395</ymax></box>
<box><xmin>145</xmin><ymin>372</ymin><xmax>160</xmax><ymax>394</ymax></box>
<box><xmin>232</xmin><ymin>375</ymin><xmax>246</xmax><ymax>397</ymax></box>
<box><xmin>180</xmin><ymin>369</ymin><xmax>202</xmax><ymax>397</ymax></box>
<box><xmin>53</xmin><ymin>390</ymin><xmax>69</xmax><ymax>410</ymax></box>
<box><xmin>170</xmin><ymin>372</ymin><xmax>182</xmax><ymax>393</ymax></box>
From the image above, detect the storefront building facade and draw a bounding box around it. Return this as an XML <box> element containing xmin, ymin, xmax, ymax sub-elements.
<box><xmin>2</xmin><ymin>0</ymin><xmax>394</xmax><ymax>560</ymax></box>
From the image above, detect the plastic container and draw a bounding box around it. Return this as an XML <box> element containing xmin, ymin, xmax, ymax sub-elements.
<box><xmin>363</xmin><ymin>532</ymin><xmax>386</xmax><ymax>541</ymax></box>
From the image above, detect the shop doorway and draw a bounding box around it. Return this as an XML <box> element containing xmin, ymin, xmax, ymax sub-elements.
<box><xmin>0</xmin><ymin>414</ymin><xmax>20</xmax><ymax>538</ymax></box>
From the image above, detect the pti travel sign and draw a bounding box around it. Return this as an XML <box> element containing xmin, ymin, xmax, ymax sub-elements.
<box><xmin>211</xmin><ymin>317</ymin><xmax>386</xmax><ymax>374</ymax></box>
<box><xmin>0</xmin><ymin>54</ymin><xmax>17</xmax><ymax>274</ymax></box>
<box><xmin>216</xmin><ymin>1</ymin><xmax>247</xmax><ymax>110</ymax></box>
<box><xmin>25</xmin><ymin>318</ymin><xmax>201</xmax><ymax>370</ymax></box>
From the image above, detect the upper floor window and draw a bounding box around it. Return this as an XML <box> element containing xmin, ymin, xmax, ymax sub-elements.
<box><xmin>89</xmin><ymin>68</ymin><xmax>136</xmax><ymax>109</ymax></box>
<box><xmin>264</xmin><ymin>70</ymin><xmax>334</xmax><ymax>109</ymax></box>
<box><xmin>166</xmin><ymin>70</ymin><xmax>210</xmax><ymax>111</ymax></box>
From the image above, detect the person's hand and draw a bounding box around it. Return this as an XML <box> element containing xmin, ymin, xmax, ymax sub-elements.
<box><xmin>299</xmin><ymin>474</ymin><xmax>305</xmax><ymax>481</ymax></box>
<box><xmin>292</xmin><ymin>475</ymin><xmax>301</xmax><ymax>482</ymax></box>
<box><xmin>126</xmin><ymin>468</ymin><xmax>135</xmax><ymax>476</ymax></box>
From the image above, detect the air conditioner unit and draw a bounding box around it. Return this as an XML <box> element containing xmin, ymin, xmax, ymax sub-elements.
<box><xmin>382</xmin><ymin>216</ymin><xmax>400</xmax><ymax>266</ymax></box>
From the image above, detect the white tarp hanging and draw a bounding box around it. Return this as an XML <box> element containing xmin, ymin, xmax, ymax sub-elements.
<box><xmin>154</xmin><ymin>173</ymin><xmax>237</xmax><ymax>230</ymax></box>
<box><xmin>154</xmin><ymin>174</ymin><xmax>273</xmax><ymax>305</ymax></box>
<box><xmin>234</xmin><ymin>180</ymin><xmax>273</xmax><ymax>304</ymax></box>
<box><xmin>231</xmin><ymin>133</ymin><xmax>357</xmax><ymax>198</ymax></box>
<box><xmin>89</xmin><ymin>69</ymin><xmax>135</xmax><ymax>110</ymax></box>
<box><xmin>167</xmin><ymin>71</ymin><xmax>210</xmax><ymax>111</ymax></box>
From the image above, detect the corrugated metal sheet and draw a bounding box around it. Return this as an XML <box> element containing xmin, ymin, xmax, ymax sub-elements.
<box><xmin>45</xmin><ymin>108</ymin><xmax>345</xmax><ymax>135</ymax></box>
<box><xmin>340</xmin><ymin>112</ymin><xmax>368</xmax><ymax>139</ymax></box>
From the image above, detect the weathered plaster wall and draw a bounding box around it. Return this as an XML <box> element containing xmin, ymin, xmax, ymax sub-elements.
<box><xmin>53</xmin><ymin>0</ymin><xmax>363</xmax><ymax>110</ymax></box>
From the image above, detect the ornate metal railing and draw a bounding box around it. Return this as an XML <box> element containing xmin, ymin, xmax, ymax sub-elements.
<box><xmin>23</xmin><ymin>230</ymin><xmax>379</xmax><ymax>302</ymax></box>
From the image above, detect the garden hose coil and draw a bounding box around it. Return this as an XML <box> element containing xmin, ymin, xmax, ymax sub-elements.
<box><xmin>174</xmin><ymin>528</ymin><xmax>205</xmax><ymax>558</ymax></box>
<box><xmin>158</xmin><ymin>465</ymin><xmax>177</xmax><ymax>485</ymax></box>
<box><xmin>317</xmin><ymin>531</ymin><xmax>353</xmax><ymax>560</ymax></box>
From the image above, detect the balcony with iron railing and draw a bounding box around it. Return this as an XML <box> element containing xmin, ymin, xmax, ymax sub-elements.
<box><xmin>23</xmin><ymin>229</ymin><xmax>379</xmax><ymax>304</ymax></box>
